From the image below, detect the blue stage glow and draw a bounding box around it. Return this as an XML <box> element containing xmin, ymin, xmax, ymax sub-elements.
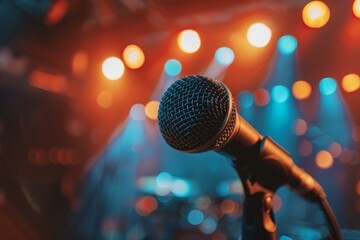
<box><xmin>277</xmin><ymin>35</ymin><xmax>298</xmax><ymax>55</ymax></box>
<box><xmin>156</xmin><ymin>172</ymin><xmax>173</xmax><ymax>188</ymax></box>
<box><xmin>164</xmin><ymin>59</ymin><xmax>182</xmax><ymax>76</ymax></box>
<box><xmin>319</xmin><ymin>77</ymin><xmax>337</xmax><ymax>95</ymax></box>
<box><xmin>238</xmin><ymin>91</ymin><xmax>254</xmax><ymax>108</ymax></box>
<box><xmin>187</xmin><ymin>209</ymin><xmax>204</xmax><ymax>225</ymax></box>
<box><xmin>271</xmin><ymin>85</ymin><xmax>290</xmax><ymax>103</ymax></box>
<box><xmin>279</xmin><ymin>236</ymin><xmax>293</xmax><ymax>240</ymax></box>
<box><xmin>171</xmin><ymin>179</ymin><xmax>190</xmax><ymax>197</ymax></box>
<box><xmin>215</xmin><ymin>47</ymin><xmax>235</xmax><ymax>66</ymax></box>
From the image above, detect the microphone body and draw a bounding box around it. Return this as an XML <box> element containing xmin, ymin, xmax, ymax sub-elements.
<box><xmin>158</xmin><ymin>75</ymin><xmax>324</xmax><ymax>200</ymax></box>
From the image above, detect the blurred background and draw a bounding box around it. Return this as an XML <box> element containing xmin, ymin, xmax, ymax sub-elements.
<box><xmin>0</xmin><ymin>0</ymin><xmax>360</xmax><ymax>239</ymax></box>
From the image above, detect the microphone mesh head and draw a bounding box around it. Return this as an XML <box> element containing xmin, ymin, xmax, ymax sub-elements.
<box><xmin>158</xmin><ymin>75</ymin><xmax>237</xmax><ymax>152</ymax></box>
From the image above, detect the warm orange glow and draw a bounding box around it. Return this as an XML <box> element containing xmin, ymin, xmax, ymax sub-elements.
<box><xmin>221</xmin><ymin>199</ymin><xmax>236</xmax><ymax>214</ymax></box>
<box><xmin>298</xmin><ymin>139</ymin><xmax>313</xmax><ymax>157</ymax></box>
<box><xmin>72</xmin><ymin>51</ymin><xmax>88</xmax><ymax>77</ymax></box>
<box><xmin>145</xmin><ymin>101</ymin><xmax>160</xmax><ymax>120</ymax></box>
<box><xmin>177</xmin><ymin>29</ymin><xmax>201</xmax><ymax>53</ymax></box>
<box><xmin>302</xmin><ymin>1</ymin><xmax>330</xmax><ymax>28</ymax></box>
<box><xmin>46</xmin><ymin>0</ymin><xmax>69</xmax><ymax>25</ymax></box>
<box><xmin>135</xmin><ymin>196</ymin><xmax>158</xmax><ymax>216</ymax></box>
<box><xmin>123</xmin><ymin>44</ymin><xmax>145</xmax><ymax>69</ymax></box>
<box><xmin>294</xmin><ymin>118</ymin><xmax>308</xmax><ymax>135</ymax></box>
<box><xmin>354</xmin><ymin>0</ymin><xmax>360</xmax><ymax>18</ymax></box>
<box><xmin>342</xmin><ymin>73</ymin><xmax>360</xmax><ymax>93</ymax></box>
<box><xmin>96</xmin><ymin>91</ymin><xmax>113</xmax><ymax>108</ymax></box>
<box><xmin>328</xmin><ymin>142</ymin><xmax>342</xmax><ymax>158</ymax></box>
<box><xmin>29</xmin><ymin>70</ymin><xmax>67</xmax><ymax>94</ymax></box>
<box><xmin>356</xmin><ymin>180</ymin><xmax>360</xmax><ymax>196</ymax></box>
<box><xmin>247</xmin><ymin>23</ymin><xmax>272</xmax><ymax>48</ymax></box>
<box><xmin>102</xmin><ymin>57</ymin><xmax>125</xmax><ymax>80</ymax></box>
<box><xmin>292</xmin><ymin>80</ymin><xmax>312</xmax><ymax>100</ymax></box>
<box><xmin>315</xmin><ymin>150</ymin><xmax>334</xmax><ymax>169</ymax></box>
<box><xmin>253</xmin><ymin>89</ymin><xmax>270</xmax><ymax>106</ymax></box>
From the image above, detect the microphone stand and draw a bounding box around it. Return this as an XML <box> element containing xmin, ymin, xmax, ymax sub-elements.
<box><xmin>235</xmin><ymin>166</ymin><xmax>278</xmax><ymax>240</ymax></box>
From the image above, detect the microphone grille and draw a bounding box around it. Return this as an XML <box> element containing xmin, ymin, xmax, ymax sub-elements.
<box><xmin>158</xmin><ymin>75</ymin><xmax>237</xmax><ymax>152</ymax></box>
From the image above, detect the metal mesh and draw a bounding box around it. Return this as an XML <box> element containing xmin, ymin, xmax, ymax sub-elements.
<box><xmin>158</xmin><ymin>75</ymin><xmax>237</xmax><ymax>152</ymax></box>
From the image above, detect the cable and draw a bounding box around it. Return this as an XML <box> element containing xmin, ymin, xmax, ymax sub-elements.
<box><xmin>319</xmin><ymin>197</ymin><xmax>343</xmax><ymax>240</ymax></box>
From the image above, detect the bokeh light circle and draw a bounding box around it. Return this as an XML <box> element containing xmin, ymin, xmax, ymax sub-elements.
<box><xmin>247</xmin><ymin>23</ymin><xmax>272</xmax><ymax>48</ymax></box>
<box><xmin>319</xmin><ymin>77</ymin><xmax>337</xmax><ymax>95</ymax></box>
<box><xmin>215</xmin><ymin>47</ymin><xmax>235</xmax><ymax>66</ymax></box>
<box><xmin>271</xmin><ymin>85</ymin><xmax>290</xmax><ymax>103</ymax></box>
<box><xmin>277</xmin><ymin>35</ymin><xmax>298</xmax><ymax>55</ymax></box>
<box><xmin>292</xmin><ymin>80</ymin><xmax>312</xmax><ymax>100</ymax></box>
<box><xmin>164</xmin><ymin>59</ymin><xmax>182</xmax><ymax>76</ymax></box>
<box><xmin>123</xmin><ymin>44</ymin><xmax>145</xmax><ymax>69</ymax></box>
<box><xmin>102</xmin><ymin>57</ymin><xmax>125</xmax><ymax>80</ymax></box>
<box><xmin>302</xmin><ymin>1</ymin><xmax>330</xmax><ymax>28</ymax></box>
<box><xmin>177</xmin><ymin>29</ymin><xmax>201</xmax><ymax>53</ymax></box>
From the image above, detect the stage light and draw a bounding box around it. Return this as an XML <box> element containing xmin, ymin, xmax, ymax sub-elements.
<box><xmin>354</xmin><ymin>0</ymin><xmax>360</xmax><ymax>18</ymax></box>
<box><xmin>253</xmin><ymin>89</ymin><xmax>270</xmax><ymax>106</ymax></box>
<box><xmin>164</xmin><ymin>59</ymin><xmax>182</xmax><ymax>76</ymax></box>
<box><xmin>171</xmin><ymin>179</ymin><xmax>190</xmax><ymax>197</ymax></box>
<box><xmin>221</xmin><ymin>199</ymin><xmax>236</xmax><ymax>214</ymax></box>
<box><xmin>187</xmin><ymin>209</ymin><xmax>204</xmax><ymax>225</ymax></box>
<box><xmin>238</xmin><ymin>91</ymin><xmax>254</xmax><ymax>108</ymax></box>
<box><xmin>294</xmin><ymin>118</ymin><xmax>308</xmax><ymax>135</ymax></box>
<box><xmin>102</xmin><ymin>57</ymin><xmax>125</xmax><ymax>80</ymax></box>
<box><xmin>145</xmin><ymin>100</ymin><xmax>160</xmax><ymax>120</ymax></box>
<box><xmin>200</xmin><ymin>217</ymin><xmax>217</xmax><ymax>234</ymax></box>
<box><xmin>292</xmin><ymin>80</ymin><xmax>312</xmax><ymax>100</ymax></box>
<box><xmin>130</xmin><ymin>103</ymin><xmax>145</xmax><ymax>121</ymax></box>
<box><xmin>271</xmin><ymin>85</ymin><xmax>290</xmax><ymax>103</ymax></box>
<box><xmin>215</xmin><ymin>47</ymin><xmax>234</xmax><ymax>66</ymax></box>
<box><xmin>315</xmin><ymin>150</ymin><xmax>334</xmax><ymax>169</ymax></box>
<box><xmin>342</xmin><ymin>73</ymin><xmax>360</xmax><ymax>93</ymax></box>
<box><xmin>247</xmin><ymin>23</ymin><xmax>272</xmax><ymax>48</ymax></box>
<box><xmin>177</xmin><ymin>29</ymin><xmax>201</xmax><ymax>53</ymax></box>
<box><xmin>156</xmin><ymin>172</ymin><xmax>173</xmax><ymax>188</ymax></box>
<box><xmin>319</xmin><ymin>77</ymin><xmax>337</xmax><ymax>95</ymax></box>
<box><xmin>277</xmin><ymin>35</ymin><xmax>298</xmax><ymax>55</ymax></box>
<box><xmin>328</xmin><ymin>142</ymin><xmax>342</xmax><ymax>158</ymax></box>
<box><xmin>135</xmin><ymin>196</ymin><xmax>158</xmax><ymax>216</ymax></box>
<box><xmin>123</xmin><ymin>44</ymin><xmax>145</xmax><ymax>69</ymax></box>
<box><xmin>302</xmin><ymin>1</ymin><xmax>330</xmax><ymax>29</ymax></box>
<box><xmin>298</xmin><ymin>139</ymin><xmax>313</xmax><ymax>157</ymax></box>
<box><xmin>96</xmin><ymin>91</ymin><xmax>112</xmax><ymax>108</ymax></box>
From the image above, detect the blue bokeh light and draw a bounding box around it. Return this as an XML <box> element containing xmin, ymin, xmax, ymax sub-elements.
<box><xmin>156</xmin><ymin>172</ymin><xmax>173</xmax><ymax>188</ymax></box>
<box><xmin>171</xmin><ymin>179</ymin><xmax>190</xmax><ymax>197</ymax></box>
<box><xmin>271</xmin><ymin>85</ymin><xmax>290</xmax><ymax>103</ymax></box>
<box><xmin>277</xmin><ymin>35</ymin><xmax>298</xmax><ymax>55</ymax></box>
<box><xmin>164</xmin><ymin>59</ymin><xmax>182</xmax><ymax>76</ymax></box>
<box><xmin>319</xmin><ymin>77</ymin><xmax>337</xmax><ymax>95</ymax></box>
<box><xmin>215</xmin><ymin>47</ymin><xmax>235</xmax><ymax>66</ymax></box>
<box><xmin>187</xmin><ymin>209</ymin><xmax>204</xmax><ymax>225</ymax></box>
<box><xmin>238</xmin><ymin>91</ymin><xmax>254</xmax><ymax>108</ymax></box>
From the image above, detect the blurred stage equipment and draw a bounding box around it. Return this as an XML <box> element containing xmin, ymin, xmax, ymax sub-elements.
<box><xmin>158</xmin><ymin>75</ymin><xmax>343</xmax><ymax>240</ymax></box>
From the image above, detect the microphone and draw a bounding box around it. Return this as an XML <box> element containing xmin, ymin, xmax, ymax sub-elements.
<box><xmin>158</xmin><ymin>75</ymin><xmax>324</xmax><ymax>201</ymax></box>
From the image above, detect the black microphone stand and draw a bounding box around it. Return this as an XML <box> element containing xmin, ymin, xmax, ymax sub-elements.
<box><xmin>234</xmin><ymin>162</ymin><xmax>278</xmax><ymax>240</ymax></box>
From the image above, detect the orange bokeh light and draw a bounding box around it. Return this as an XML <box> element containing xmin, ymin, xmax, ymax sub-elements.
<box><xmin>342</xmin><ymin>73</ymin><xmax>360</xmax><ymax>93</ymax></box>
<box><xmin>135</xmin><ymin>196</ymin><xmax>158</xmax><ymax>216</ymax></box>
<box><xmin>292</xmin><ymin>80</ymin><xmax>312</xmax><ymax>100</ymax></box>
<box><xmin>315</xmin><ymin>150</ymin><xmax>334</xmax><ymax>169</ymax></box>
<box><xmin>302</xmin><ymin>1</ymin><xmax>330</xmax><ymax>28</ymax></box>
<box><xmin>145</xmin><ymin>101</ymin><xmax>160</xmax><ymax>120</ymax></box>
